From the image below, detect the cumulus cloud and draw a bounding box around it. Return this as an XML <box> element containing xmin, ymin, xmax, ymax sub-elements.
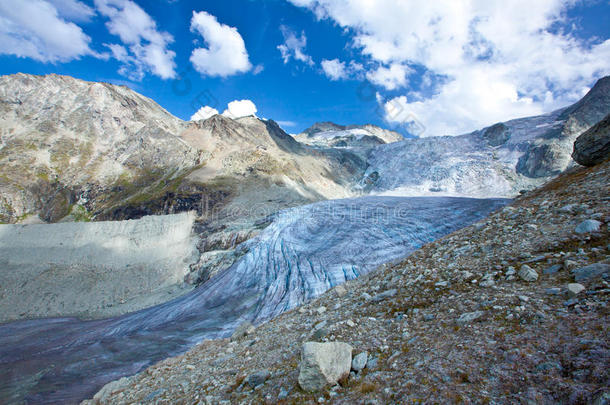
<box><xmin>222</xmin><ymin>99</ymin><xmax>258</xmax><ymax>119</ymax></box>
<box><xmin>277</xmin><ymin>25</ymin><xmax>314</xmax><ymax>66</ymax></box>
<box><xmin>190</xmin><ymin>106</ymin><xmax>219</xmax><ymax>121</ymax></box>
<box><xmin>289</xmin><ymin>0</ymin><xmax>610</xmax><ymax>136</ymax></box>
<box><xmin>366</xmin><ymin>63</ymin><xmax>411</xmax><ymax>90</ymax></box>
<box><xmin>95</xmin><ymin>0</ymin><xmax>176</xmax><ymax>80</ymax></box>
<box><xmin>0</xmin><ymin>0</ymin><xmax>94</xmax><ymax>63</ymax></box>
<box><xmin>190</xmin><ymin>11</ymin><xmax>252</xmax><ymax>77</ymax></box>
<box><xmin>321</xmin><ymin>58</ymin><xmax>363</xmax><ymax>81</ymax></box>
<box><xmin>321</xmin><ymin>59</ymin><xmax>346</xmax><ymax>80</ymax></box>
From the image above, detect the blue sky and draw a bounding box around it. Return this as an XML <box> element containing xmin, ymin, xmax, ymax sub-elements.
<box><xmin>0</xmin><ymin>0</ymin><xmax>609</xmax><ymax>137</ymax></box>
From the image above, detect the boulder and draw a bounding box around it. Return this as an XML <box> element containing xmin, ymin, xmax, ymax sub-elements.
<box><xmin>245</xmin><ymin>369</ymin><xmax>270</xmax><ymax>388</ymax></box>
<box><xmin>574</xmin><ymin>219</ymin><xmax>602</xmax><ymax>234</ymax></box>
<box><xmin>518</xmin><ymin>265</ymin><xmax>539</xmax><ymax>282</ymax></box>
<box><xmin>572</xmin><ymin>263</ymin><xmax>610</xmax><ymax>282</ymax></box>
<box><xmin>351</xmin><ymin>351</ymin><xmax>368</xmax><ymax>372</ymax></box>
<box><xmin>456</xmin><ymin>311</ymin><xmax>484</xmax><ymax>324</ymax></box>
<box><xmin>566</xmin><ymin>283</ymin><xmax>585</xmax><ymax>296</ymax></box>
<box><xmin>572</xmin><ymin>113</ymin><xmax>610</xmax><ymax>166</ymax></box>
<box><xmin>298</xmin><ymin>342</ymin><xmax>352</xmax><ymax>392</ymax></box>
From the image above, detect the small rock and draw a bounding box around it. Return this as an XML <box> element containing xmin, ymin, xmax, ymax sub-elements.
<box><xmin>298</xmin><ymin>342</ymin><xmax>352</xmax><ymax>392</ymax></box>
<box><xmin>278</xmin><ymin>387</ymin><xmax>289</xmax><ymax>400</ymax></box>
<box><xmin>456</xmin><ymin>311</ymin><xmax>484</xmax><ymax>324</ymax></box>
<box><xmin>563</xmin><ymin>260</ymin><xmax>578</xmax><ymax>271</ymax></box>
<box><xmin>231</xmin><ymin>321</ymin><xmax>255</xmax><ymax>341</ymax></box>
<box><xmin>362</xmin><ymin>292</ymin><xmax>372</xmax><ymax>301</ymax></box>
<box><xmin>346</xmin><ymin>319</ymin><xmax>355</xmax><ymax>327</ymax></box>
<box><xmin>371</xmin><ymin>289</ymin><xmax>397</xmax><ymax>302</ymax></box>
<box><xmin>480</xmin><ymin>279</ymin><xmax>495</xmax><ymax>287</ymax></box>
<box><xmin>518</xmin><ymin>265</ymin><xmax>538</xmax><ymax>282</ymax></box>
<box><xmin>572</xmin><ymin>263</ymin><xmax>610</xmax><ymax>282</ymax></box>
<box><xmin>316</xmin><ymin>306</ymin><xmax>327</xmax><ymax>315</ymax></box>
<box><xmin>334</xmin><ymin>285</ymin><xmax>347</xmax><ymax>297</ymax></box>
<box><xmin>545</xmin><ymin>287</ymin><xmax>562</xmax><ymax>295</ymax></box>
<box><xmin>566</xmin><ymin>283</ymin><xmax>585</xmax><ymax>296</ymax></box>
<box><xmin>351</xmin><ymin>351</ymin><xmax>368</xmax><ymax>372</ymax></box>
<box><xmin>505</xmin><ymin>266</ymin><xmax>516</xmax><ymax>276</ymax></box>
<box><xmin>423</xmin><ymin>314</ymin><xmax>436</xmax><ymax>321</ymax></box>
<box><xmin>575</xmin><ymin>219</ymin><xmax>602</xmax><ymax>234</ymax></box>
<box><xmin>246</xmin><ymin>370</ymin><xmax>270</xmax><ymax>388</ymax></box>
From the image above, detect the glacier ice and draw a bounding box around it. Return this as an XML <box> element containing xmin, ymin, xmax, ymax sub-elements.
<box><xmin>0</xmin><ymin>196</ymin><xmax>508</xmax><ymax>403</ymax></box>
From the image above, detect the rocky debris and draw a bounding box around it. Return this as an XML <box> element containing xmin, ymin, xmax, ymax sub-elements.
<box><xmin>572</xmin><ymin>113</ymin><xmax>610</xmax><ymax>166</ymax></box>
<box><xmin>566</xmin><ymin>283</ymin><xmax>586</xmax><ymax>296</ymax></box>
<box><xmin>351</xmin><ymin>351</ymin><xmax>368</xmax><ymax>372</ymax></box>
<box><xmin>231</xmin><ymin>321</ymin><xmax>256</xmax><ymax>341</ymax></box>
<box><xmin>86</xmin><ymin>159</ymin><xmax>610</xmax><ymax>405</ymax></box>
<box><xmin>518</xmin><ymin>264</ymin><xmax>539</xmax><ymax>282</ymax></box>
<box><xmin>298</xmin><ymin>342</ymin><xmax>353</xmax><ymax>392</ymax></box>
<box><xmin>245</xmin><ymin>369</ymin><xmax>270</xmax><ymax>388</ymax></box>
<box><xmin>572</xmin><ymin>263</ymin><xmax>610</xmax><ymax>282</ymax></box>
<box><xmin>575</xmin><ymin>219</ymin><xmax>603</xmax><ymax>234</ymax></box>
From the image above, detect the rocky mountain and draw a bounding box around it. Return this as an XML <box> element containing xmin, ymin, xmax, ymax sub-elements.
<box><xmin>293</xmin><ymin>121</ymin><xmax>403</xmax><ymax>148</ymax></box>
<box><xmin>0</xmin><ymin>74</ymin><xmax>365</xmax><ymax>225</ymax></box>
<box><xmin>359</xmin><ymin>76</ymin><xmax>610</xmax><ymax>197</ymax></box>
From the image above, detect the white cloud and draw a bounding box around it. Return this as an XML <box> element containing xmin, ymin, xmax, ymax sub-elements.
<box><xmin>289</xmin><ymin>0</ymin><xmax>610</xmax><ymax>136</ymax></box>
<box><xmin>366</xmin><ymin>63</ymin><xmax>411</xmax><ymax>90</ymax></box>
<box><xmin>277</xmin><ymin>120</ymin><xmax>297</xmax><ymax>128</ymax></box>
<box><xmin>0</xmin><ymin>0</ymin><xmax>94</xmax><ymax>63</ymax></box>
<box><xmin>48</xmin><ymin>0</ymin><xmax>95</xmax><ymax>22</ymax></box>
<box><xmin>222</xmin><ymin>99</ymin><xmax>257</xmax><ymax>119</ymax></box>
<box><xmin>190</xmin><ymin>11</ymin><xmax>252</xmax><ymax>77</ymax></box>
<box><xmin>190</xmin><ymin>106</ymin><xmax>219</xmax><ymax>121</ymax></box>
<box><xmin>95</xmin><ymin>0</ymin><xmax>176</xmax><ymax>80</ymax></box>
<box><xmin>321</xmin><ymin>59</ymin><xmax>346</xmax><ymax>80</ymax></box>
<box><xmin>321</xmin><ymin>58</ymin><xmax>364</xmax><ymax>81</ymax></box>
<box><xmin>277</xmin><ymin>25</ymin><xmax>314</xmax><ymax>66</ymax></box>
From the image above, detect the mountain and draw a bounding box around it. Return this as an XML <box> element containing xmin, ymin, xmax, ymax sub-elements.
<box><xmin>293</xmin><ymin>121</ymin><xmax>403</xmax><ymax>148</ymax></box>
<box><xmin>0</xmin><ymin>74</ymin><xmax>365</xmax><ymax>225</ymax></box>
<box><xmin>359</xmin><ymin>76</ymin><xmax>610</xmax><ymax>197</ymax></box>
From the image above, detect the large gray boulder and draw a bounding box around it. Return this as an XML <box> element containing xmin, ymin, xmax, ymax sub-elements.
<box><xmin>572</xmin><ymin>113</ymin><xmax>610</xmax><ymax>166</ymax></box>
<box><xmin>298</xmin><ymin>342</ymin><xmax>352</xmax><ymax>392</ymax></box>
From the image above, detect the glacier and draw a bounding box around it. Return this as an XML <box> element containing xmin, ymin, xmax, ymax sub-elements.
<box><xmin>0</xmin><ymin>196</ymin><xmax>508</xmax><ymax>403</ymax></box>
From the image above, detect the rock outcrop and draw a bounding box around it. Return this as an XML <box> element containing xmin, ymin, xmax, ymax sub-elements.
<box><xmin>572</xmin><ymin>113</ymin><xmax>610</xmax><ymax>166</ymax></box>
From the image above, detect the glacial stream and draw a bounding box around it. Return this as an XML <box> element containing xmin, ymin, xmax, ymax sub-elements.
<box><xmin>0</xmin><ymin>196</ymin><xmax>508</xmax><ymax>404</ymax></box>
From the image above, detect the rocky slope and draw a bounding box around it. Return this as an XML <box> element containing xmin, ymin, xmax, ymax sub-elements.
<box><xmin>0</xmin><ymin>212</ymin><xmax>199</xmax><ymax>323</ymax></box>
<box><xmin>293</xmin><ymin>122</ymin><xmax>403</xmax><ymax>149</ymax></box>
<box><xmin>360</xmin><ymin>76</ymin><xmax>610</xmax><ymax>197</ymax></box>
<box><xmin>86</xmin><ymin>155</ymin><xmax>609</xmax><ymax>405</ymax></box>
